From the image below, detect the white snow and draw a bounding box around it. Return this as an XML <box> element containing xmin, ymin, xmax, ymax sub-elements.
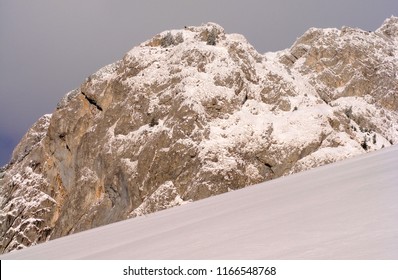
<box><xmin>2</xmin><ymin>145</ymin><xmax>397</xmax><ymax>259</ymax></box>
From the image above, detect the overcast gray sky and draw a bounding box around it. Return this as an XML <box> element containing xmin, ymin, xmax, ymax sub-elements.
<box><xmin>0</xmin><ymin>0</ymin><xmax>397</xmax><ymax>166</ymax></box>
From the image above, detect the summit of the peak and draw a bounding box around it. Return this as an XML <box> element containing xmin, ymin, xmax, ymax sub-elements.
<box><xmin>376</xmin><ymin>15</ymin><xmax>398</xmax><ymax>39</ymax></box>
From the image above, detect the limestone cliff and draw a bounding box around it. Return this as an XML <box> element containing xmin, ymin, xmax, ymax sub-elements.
<box><xmin>1</xmin><ymin>18</ymin><xmax>397</xmax><ymax>253</ymax></box>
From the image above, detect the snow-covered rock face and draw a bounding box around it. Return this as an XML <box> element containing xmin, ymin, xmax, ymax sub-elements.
<box><xmin>1</xmin><ymin>18</ymin><xmax>398</xmax><ymax>254</ymax></box>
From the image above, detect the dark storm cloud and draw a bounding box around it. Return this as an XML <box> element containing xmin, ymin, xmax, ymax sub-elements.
<box><xmin>0</xmin><ymin>0</ymin><xmax>396</xmax><ymax>166</ymax></box>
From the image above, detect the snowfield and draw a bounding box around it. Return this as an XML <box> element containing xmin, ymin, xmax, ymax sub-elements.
<box><xmin>2</xmin><ymin>145</ymin><xmax>398</xmax><ymax>259</ymax></box>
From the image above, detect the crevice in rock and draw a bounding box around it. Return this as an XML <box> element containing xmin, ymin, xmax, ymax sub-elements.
<box><xmin>39</xmin><ymin>227</ymin><xmax>53</xmax><ymax>242</ymax></box>
<box><xmin>8</xmin><ymin>206</ymin><xmax>27</xmax><ymax>230</ymax></box>
<box><xmin>81</xmin><ymin>91</ymin><xmax>103</xmax><ymax>111</ymax></box>
<box><xmin>255</xmin><ymin>155</ymin><xmax>275</xmax><ymax>176</ymax></box>
<box><xmin>242</xmin><ymin>92</ymin><xmax>248</xmax><ymax>105</ymax></box>
<box><xmin>4</xmin><ymin>182</ymin><xmax>19</xmax><ymax>204</ymax></box>
<box><xmin>29</xmin><ymin>160</ymin><xmax>40</xmax><ymax>171</ymax></box>
<box><xmin>58</xmin><ymin>133</ymin><xmax>66</xmax><ymax>140</ymax></box>
<box><xmin>2</xmin><ymin>231</ymin><xmax>17</xmax><ymax>253</ymax></box>
<box><xmin>149</xmin><ymin>117</ymin><xmax>159</xmax><ymax>127</ymax></box>
<box><xmin>57</xmin><ymin>132</ymin><xmax>71</xmax><ymax>152</ymax></box>
<box><xmin>264</xmin><ymin>162</ymin><xmax>273</xmax><ymax>169</ymax></box>
<box><xmin>66</xmin><ymin>227</ymin><xmax>74</xmax><ymax>236</ymax></box>
<box><xmin>2</xmin><ymin>206</ymin><xmax>27</xmax><ymax>252</ymax></box>
<box><xmin>105</xmin><ymin>185</ymin><xmax>119</xmax><ymax>207</ymax></box>
<box><xmin>263</xmin><ymin>162</ymin><xmax>275</xmax><ymax>176</ymax></box>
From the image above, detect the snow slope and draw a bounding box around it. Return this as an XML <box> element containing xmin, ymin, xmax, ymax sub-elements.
<box><xmin>2</xmin><ymin>145</ymin><xmax>397</xmax><ymax>260</ymax></box>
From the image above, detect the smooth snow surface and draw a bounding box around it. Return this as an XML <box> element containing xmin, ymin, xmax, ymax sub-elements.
<box><xmin>2</xmin><ymin>146</ymin><xmax>398</xmax><ymax>260</ymax></box>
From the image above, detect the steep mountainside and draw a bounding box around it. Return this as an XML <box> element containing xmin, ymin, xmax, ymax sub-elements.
<box><xmin>3</xmin><ymin>145</ymin><xmax>398</xmax><ymax>260</ymax></box>
<box><xmin>1</xmin><ymin>17</ymin><xmax>398</xmax><ymax>253</ymax></box>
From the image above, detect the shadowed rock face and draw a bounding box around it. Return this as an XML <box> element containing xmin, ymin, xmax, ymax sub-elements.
<box><xmin>1</xmin><ymin>18</ymin><xmax>398</xmax><ymax>253</ymax></box>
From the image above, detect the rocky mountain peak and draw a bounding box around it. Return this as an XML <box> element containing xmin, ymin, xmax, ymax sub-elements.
<box><xmin>1</xmin><ymin>20</ymin><xmax>397</xmax><ymax>254</ymax></box>
<box><xmin>377</xmin><ymin>16</ymin><xmax>398</xmax><ymax>40</ymax></box>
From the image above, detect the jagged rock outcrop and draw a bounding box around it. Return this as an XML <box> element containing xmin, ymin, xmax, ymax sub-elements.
<box><xmin>1</xmin><ymin>18</ymin><xmax>398</xmax><ymax>253</ymax></box>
